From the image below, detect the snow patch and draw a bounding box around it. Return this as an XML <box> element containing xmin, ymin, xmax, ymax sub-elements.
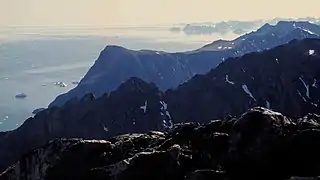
<box><xmin>302</xmin><ymin>28</ymin><xmax>317</xmax><ymax>35</ymax></box>
<box><xmin>217</xmin><ymin>46</ymin><xmax>222</xmax><ymax>49</ymax></box>
<box><xmin>299</xmin><ymin>77</ymin><xmax>310</xmax><ymax>99</ymax></box>
<box><xmin>312</xmin><ymin>79</ymin><xmax>318</xmax><ymax>88</ymax></box>
<box><xmin>242</xmin><ymin>85</ymin><xmax>256</xmax><ymax>101</ymax></box>
<box><xmin>309</xmin><ymin>49</ymin><xmax>315</xmax><ymax>56</ymax></box>
<box><xmin>297</xmin><ymin>90</ymin><xmax>307</xmax><ymax>102</ymax></box>
<box><xmin>160</xmin><ymin>101</ymin><xmax>168</xmax><ymax>111</ymax></box>
<box><xmin>140</xmin><ymin>100</ymin><xmax>148</xmax><ymax>113</ymax></box>
<box><xmin>311</xmin><ymin>102</ymin><xmax>318</xmax><ymax>107</ymax></box>
<box><xmin>266</xmin><ymin>101</ymin><xmax>271</xmax><ymax>109</ymax></box>
<box><xmin>225</xmin><ymin>75</ymin><xmax>235</xmax><ymax>85</ymax></box>
<box><xmin>160</xmin><ymin>101</ymin><xmax>173</xmax><ymax>129</ymax></box>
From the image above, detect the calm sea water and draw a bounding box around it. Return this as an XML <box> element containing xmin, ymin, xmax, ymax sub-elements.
<box><xmin>0</xmin><ymin>26</ymin><xmax>238</xmax><ymax>131</ymax></box>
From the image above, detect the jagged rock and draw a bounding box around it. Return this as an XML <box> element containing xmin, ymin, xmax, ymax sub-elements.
<box><xmin>0</xmin><ymin>139</ymin><xmax>112</xmax><ymax>180</ymax></box>
<box><xmin>1</xmin><ymin>108</ymin><xmax>320</xmax><ymax>179</ymax></box>
<box><xmin>227</xmin><ymin>107</ymin><xmax>295</xmax><ymax>178</ymax></box>
<box><xmin>296</xmin><ymin>114</ymin><xmax>320</xmax><ymax>130</ymax></box>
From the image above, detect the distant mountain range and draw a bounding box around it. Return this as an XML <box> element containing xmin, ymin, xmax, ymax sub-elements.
<box><xmin>1</xmin><ymin>38</ymin><xmax>320</xmax><ymax>173</ymax></box>
<box><xmin>50</xmin><ymin>21</ymin><xmax>320</xmax><ymax>107</ymax></box>
<box><xmin>176</xmin><ymin>17</ymin><xmax>320</xmax><ymax>35</ymax></box>
<box><xmin>198</xmin><ymin>21</ymin><xmax>320</xmax><ymax>51</ymax></box>
<box><xmin>180</xmin><ymin>20</ymin><xmax>264</xmax><ymax>35</ymax></box>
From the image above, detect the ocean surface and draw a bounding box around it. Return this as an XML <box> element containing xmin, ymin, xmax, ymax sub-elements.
<box><xmin>0</xmin><ymin>26</ymin><xmax>238</xmax><ymax>131</ymax></box>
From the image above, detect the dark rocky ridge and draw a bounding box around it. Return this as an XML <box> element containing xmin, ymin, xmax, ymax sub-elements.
<box><xmin>0</xmin><ymin>38</ymin><xmax>320</xmax><ymax>173</ymax></box>
<box><xmin>166</xmin><ymin>38</ymin><xmax>320</xmax><ymax>122</ymax></box>
<box><xmin>50</xmin><ymin>21</ymin><xmax>320</xmax><ymax>107</ymax></box>
<box><xmin>2</xmin><ymin>107</ymin><xmax>320</xmax><ymax>179</ymax></box>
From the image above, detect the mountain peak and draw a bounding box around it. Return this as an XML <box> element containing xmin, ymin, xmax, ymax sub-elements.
<box><xmin>259</xmin><ymin>23</ymin><xmax>273</xmax><ymax>29</ymax></box>
<box><xmin>116</xmin><ymin>77</ymin><xmax>159</xmax><ymax>94</ymax></box>
<box><xmin>103</xmin><ymin>45</ymin><xmax>130</xmax><ymax>53</ymax></box>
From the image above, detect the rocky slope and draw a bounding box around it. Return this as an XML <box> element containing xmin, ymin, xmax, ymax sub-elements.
<box><xmin>166</xmin><ymin>38</ymin><xmax>320</xmax><ymax>123</ymax></box>
<box><xmin>0</xmin><ymin>38</ymin><xmax>320</xmax><ymax>173</ymax></box>
<box><xmin>2</xmin><ymin>107</ymin><xmax>320</xmax><ymax>179</ymax></box>
<box><xmin>49</xmin><ymin>21</ymin><xmax>320</xmax><ymax>107</ymax></box>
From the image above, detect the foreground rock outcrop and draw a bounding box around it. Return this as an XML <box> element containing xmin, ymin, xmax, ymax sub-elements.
<box><xmin>2</xmin><ymin>107</ymin><xmax>320</xmax><ymax>180</ymax></box>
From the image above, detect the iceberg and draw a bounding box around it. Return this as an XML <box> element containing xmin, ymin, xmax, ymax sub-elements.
<box><xmin>15</xmin><ymin>93</ymin><xmax>27</xmax><ymax>99</ymax></box>
<box><xmin>54</xmin><ymin>81</ymin><xmax>67</xmax><ymax>87</ymax></box>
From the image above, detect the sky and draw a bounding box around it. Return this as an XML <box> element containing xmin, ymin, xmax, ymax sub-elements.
<box><xmin>1</xmin><ymin>0</ymin><xmax>320</xmax><ymax>27</ymax></box>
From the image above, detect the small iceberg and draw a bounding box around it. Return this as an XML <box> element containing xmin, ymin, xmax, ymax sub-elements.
<box><xmin>54</xmin><ymin>81</ymin><xmax>67</xmax><ymax>87</ymax></box>
<box><xmin>15</xmin><ymin>93</ymin><xmax>27</xmax><ymax>99</ymax></box>
<box><xmin>32</xmin><ymin>108</ymin><xmax>46</xmax><ymax>115</ymax></box>
<box><xmin>72</xmin><ymin>81</ymin><xmax>79</xmax><ymax>85</ymax></box>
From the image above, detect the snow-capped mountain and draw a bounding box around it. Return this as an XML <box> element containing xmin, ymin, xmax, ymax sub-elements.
<box><xmin>178</xmin><ymin>17</ymin><xmax>320</xmax><ymax>36</ymax></box>
<box><xmin>1</xmin><ymin>38</ymin><xmax>320</xmax><ymax>173</ymax></box>
<box><xmin>198</xmin><ymin>21</ymin><xmax>320</xmax><ymax>51</ymax></box>
<box><xmin>49</xmin><ymin>21</ymin><xmax>320</xmax><ymax>107</ymax></box>
<box><xmin>182</xmin><ymin>20</ymin><xmax>264</xmax><ymax>35</ymax></box>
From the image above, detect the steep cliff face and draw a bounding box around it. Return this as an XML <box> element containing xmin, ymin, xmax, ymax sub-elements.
<box><xmin>49</xmin><ymin>21</ymin><xmax>320</xmax><ymax>107</ymax></box>
<box><xmin>1</xmin><ymin>38</ymin><xmax>320</xmax><ymax>174</ymax></box>
<box><xmin>2</xmin><ymin>108</ymin><xmax>320</xmax><ymax>180</ymax></box>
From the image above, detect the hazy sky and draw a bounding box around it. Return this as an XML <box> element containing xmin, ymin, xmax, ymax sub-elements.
<box><xmin>1</xmin><ymin>0</ymin><xmax>319</xmax><ymax>26</ymax></box>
